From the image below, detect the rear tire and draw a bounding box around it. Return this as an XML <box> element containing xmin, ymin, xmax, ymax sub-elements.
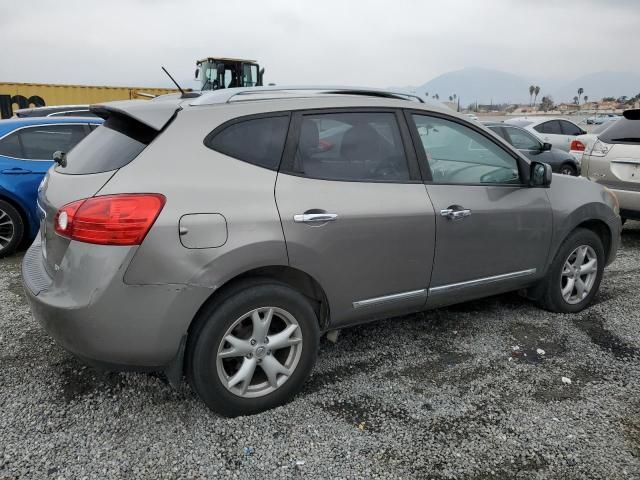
<box><xmin>187</xmin><ymin>281</ymin><xmax>320</xmax><ymax>417</ymax></box>
<box><xmin>559</xmin><ymin>163</ymin><xmax>577</xmax><ymax>176</ymax></box>
<box><xmin>0</xmin><ymin>200</ymin><xmax>24</xmax><ymax>258</ymax></box>
<box><xmin>539</xmin><ymin>228</ymin><xmax>604</xmax><ymax>313</ymax></box>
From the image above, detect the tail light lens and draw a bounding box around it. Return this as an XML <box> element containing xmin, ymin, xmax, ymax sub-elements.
<box><xmin>590</xmin><ymin>139</ymin><xmax>612</xmax><ymax>157</ymax></box>
<box><xmin>54</xmin><ymin>194</ymin><xmax>166</xmax><ymax>246</ymax></box>
<box><xmin>570</xmin><ymin>140</ymin><xmax>585</xmax><ymax>151</ymax></box>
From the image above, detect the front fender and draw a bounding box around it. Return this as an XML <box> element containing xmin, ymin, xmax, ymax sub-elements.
<box><xmin>546</xmin><ymin>175</ymin><xmax>621</xmax><ymax>269</ymax></box>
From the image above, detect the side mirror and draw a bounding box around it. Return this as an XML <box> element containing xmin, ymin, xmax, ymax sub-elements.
<box><xmin>52</xmin><ymin>150</ymin><xmax>67</xmax><ymax>168</ymax></box>
<box><xmin>541</xmin><ymin>142</ymin><xmax>552</xmax><ymax>151</ymax></box>
<box><xmin>194</xmin><ymin>68</ymin><xmax>199</xmax><ymax>79</ymax></box>
<box><xmin>530</xmin><ymin>161</ymin><xmax>552</xmax><ymax>188</ymax></box>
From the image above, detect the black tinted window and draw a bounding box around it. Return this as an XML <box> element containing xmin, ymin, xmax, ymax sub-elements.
<box><xmin>206</xmin><ymin>116</ymin><xmax>289</xmax><ymax>170</ymax></box>
<box><xmin>61</xmin><ymin>114</ymin><xmax>153</xmax><ymax>174</ymax></box>
<box><xmin>293</xmin><ymin>112</ymin><xmax>409</xmax><ymax>182</ymax></box>
<box><xmin>599</xmin><ymin>118</ymin><xmax>640</xmax><ymax>144</ymax></box>
<box><xmin>18</xmin><ymin>124</ymin><xmax>88</xmax><ymax>160</ymax></box>
<box><xmin>535</xmin><ymin>121</ymin><xmax>562</xmax><ymax>135</ymax></box>
<box><xmin>0</xmin><ymin>132</ymin><xmax>23</xmax><ymax>158</ymax></box>
<box><xmin>560</xmin><ymin>120</ymin><xmax>582</xmax><ymax>136</ymax></box>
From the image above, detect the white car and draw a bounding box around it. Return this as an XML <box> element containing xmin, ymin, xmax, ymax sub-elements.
<box><xmin>505</xmin><ymin>117</ymin><xmax>587</xmax><ymax>152</ymax></box>
<box><xmin>569</xmin><ymin>120</ymin><xmax>619</xmax><ymax>163</ymax></box>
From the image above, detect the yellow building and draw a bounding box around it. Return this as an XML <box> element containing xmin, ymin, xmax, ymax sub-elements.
<box><xmin>0</xmin><ymin>82</ymin><xmax>180</xmax><ymax>118</ymax></box>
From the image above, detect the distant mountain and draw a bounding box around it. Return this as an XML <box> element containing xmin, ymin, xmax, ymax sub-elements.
<box><xmin>553</xmin><ymin>71</ymin><xmax>640</xmax><ymax>102</ymax></box>
<box><xmin>410</xmin><ymin>67</ymin><xmax>640</xmax><ymax>105</ymax></box>
<box><xmin>418</xmin><ymin>67</ymin><xmax>531</xmax><ymax>105</ymax></box>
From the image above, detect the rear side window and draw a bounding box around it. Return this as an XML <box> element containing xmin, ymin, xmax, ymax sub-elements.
<box><xmin>290</xmin><ymin>112</ymin><xmax>410</xmax><ymax>182</ymax></box>
<box><xmin>60</xmin><ymin>114</ymin><xmax>155</xmax><ymax>175</ymax></box>
<box><xmin>534</xmin><ymin>121</ymin><xmax>562</xmax><ymax>135</ymax></box>
<box><xmin>205</xmin><ymin>115</ymin><xmax>290</xmax><ymax>170</ymax></box>
<box><xmin>559</xmin><ymin>120</ymin><xmax>582</xmax><ymax>136</ymax></box>
<box><xmin>599</xmin><ymin>118</ymin><xmax>640</xmax><ymax>145</ymax></box>
<box><xmin>0</xmin><ymin>124</ymin><xmax>88</xmax><ymax>160</ymax></box>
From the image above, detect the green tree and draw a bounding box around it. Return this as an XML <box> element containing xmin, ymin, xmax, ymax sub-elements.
<box><xmin>540</xmin><ymin>96</ymin><xmax>555</xmax><ymax>112</ymax></box>
<box><xmin>533</xmin><ymin>86</ymin><xmax>541</xmax><ymax>106</ymax></box>
<box><xmin>529</xmin><ymin>85</ymin><xmax>535</xmax><ymax>106</ymax></box>
<box><xmin>577</xmin><ymin>87</ymin><xmax>584</xmax><ymax>104</ymax></box>
<box><xmin>573</xmin><ymin>96</ymin><xmax>579</xmax><ymax>105</ymax></box>
<box><xmin>583</xmin><ymin>95</ymin><xmax>589</xmax><ymax>104</ymax></box>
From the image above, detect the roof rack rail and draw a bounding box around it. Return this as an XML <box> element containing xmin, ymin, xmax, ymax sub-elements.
<box><xmin>189</xmin><ymin>86</ymin><xmax>425</xmax><ymax>106</ymax></box>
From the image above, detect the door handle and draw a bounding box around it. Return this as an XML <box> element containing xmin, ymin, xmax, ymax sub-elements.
<box><xmin>1</xmin><ymin>168</ymin><xmax>32</xmax><ymax>175</ymax></box>
<box><xmin>440</xmin><ymin>208</ymin><xmax>472</xmax><ymax>221</ymax></box>
<box><xmin>293</xmin><ymin>213</ymin><xmax>338</xmax><ymax>224</ymax></box>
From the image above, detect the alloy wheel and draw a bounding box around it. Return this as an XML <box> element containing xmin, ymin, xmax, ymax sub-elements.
<box><xmin>216</xmin><ymin>306</ymin><xmax>303</xmax><ymax>398</ymax></box>
<box><xmin>560</xmin><ymin>245</ymin><xmax>598</xmax><ymax>304</ymax></box>
<box><xmin>0</xmin><ymin>208</ymin><xmax>15</xmax><ymax>252</ymax></box>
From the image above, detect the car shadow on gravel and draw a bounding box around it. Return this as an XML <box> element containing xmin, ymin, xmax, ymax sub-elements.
<box><xmin>574</xmin><ymin>311</ymin><xmax>639</xmax><ymax>359</ymax></box>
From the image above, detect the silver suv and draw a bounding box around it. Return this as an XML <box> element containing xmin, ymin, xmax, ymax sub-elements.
<box><xmin>23</xmin><ymin>87</ymin><xmax>621</xmax><ymax>416</ymax></box>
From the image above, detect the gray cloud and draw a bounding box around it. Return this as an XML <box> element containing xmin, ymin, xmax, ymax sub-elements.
<box><xmin>0</xmin><ymin>0</ymin><xmax>638</xmax><ymax>88</ymax></box>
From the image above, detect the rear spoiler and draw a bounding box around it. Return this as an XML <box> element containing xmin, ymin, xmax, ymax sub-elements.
<box><xmin>90</xmin><ymin>100</ymin><xmax>180</xmax><ymax>131</ymax></box>
<box><xmin>623</xmin><ymin>109</ymin><xmax>640</xmax><ymax>120</ymax></box>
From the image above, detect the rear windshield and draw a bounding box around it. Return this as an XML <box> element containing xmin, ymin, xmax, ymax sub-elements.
<box><xmin>599</xmin><ymin>118</ymin><xmax>640</xmax><ymax>145</ymax></box>
<box><xmin>58</xmin><ymin>113</ymin><xmax>157</xmax><ymax>174</ymax></box>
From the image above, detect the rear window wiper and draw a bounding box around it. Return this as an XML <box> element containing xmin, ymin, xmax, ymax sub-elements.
<box><xmin>610</xmin><ymin>138</ymin><xmax>640</xmax><ymax>143</ymax></box>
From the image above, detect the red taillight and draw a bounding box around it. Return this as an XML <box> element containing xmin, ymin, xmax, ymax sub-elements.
<box><xmin>570</xmin><ymin>140</ymin><xmax>585</xmax><ymax>152</ymax></box>
<box><xmin>54</xmin><ymin>194</ymin><xmax>166</xmax><ymax>246</ymax></box>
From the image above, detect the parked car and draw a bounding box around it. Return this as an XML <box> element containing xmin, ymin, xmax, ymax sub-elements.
<box><xmin>14</xmin><ymin>105</ymin><xmax>97</xmax><ymax>118</ymax></box>
<box><xmin>0</xmin><ymin>116</ymin><xmax>102</xmax><ymax>256</ymax></box>
<box><xmin>581</xmin><ymin>109</ymin><xmax>640</xmax><ymax>223</ymax></box>
<box><xmin>484</xmin><ymin>122</ymin><xmax>580</xmax><ymax>175</ymax></box>
<box><xmin>569</xmin><ymin>120</ymin><xmax>619</xmax><ymax>163</ymax></box>
<box><xmin>505</xmin><ymin>117</ymin><xmax>587</xmax><ymax>152</ymax></box>
<box><xmin>23</xmin><ymin>87</ymin><xmax>620</xmax><ymax>417</ymax></box>
<box><xmin>586</xmin><ymin>114</ymin><xmax>620</xmax><ymax>125</ymax></box>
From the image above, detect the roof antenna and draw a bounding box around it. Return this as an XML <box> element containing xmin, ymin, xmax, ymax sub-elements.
<box><xmin>161</xmin><ymin>66</ymin><xmax>200</xmax><ymax>98</ymax></box>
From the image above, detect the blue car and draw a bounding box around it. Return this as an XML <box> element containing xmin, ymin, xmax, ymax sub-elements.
<box><xmin>0</xmin><ymin>116</ymin><xmax>103</xmax><ymax>256</ymax></box>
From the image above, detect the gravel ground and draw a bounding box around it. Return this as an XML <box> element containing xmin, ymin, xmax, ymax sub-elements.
<box><xmin>1</xmin><ymin>223</ymin><xmax>639</xmax><ymax>479</ymax></box>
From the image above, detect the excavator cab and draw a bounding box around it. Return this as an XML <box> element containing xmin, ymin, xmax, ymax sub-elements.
<box><xmin>195</xmin><ymin>57</ymin><xmax>264</xmax><ymax>91</ymax></box>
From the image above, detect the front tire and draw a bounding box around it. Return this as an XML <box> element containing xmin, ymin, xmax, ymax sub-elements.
<box><xmin>0</xmin><ymin>200</ymin><xmax>24</xmax><ymax>258</ymax></box>
<box><xmin>539</xmin><ymin>228</ymin><xmax>604</xmax><ymax>313</ymax></box>
<box><xmin>187</xmin><ymin>281</ymin><xmax>320</xmax><ymax>417</ymax></box>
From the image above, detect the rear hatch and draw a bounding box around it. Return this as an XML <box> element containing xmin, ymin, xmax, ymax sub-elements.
<box><xmin>38</xmin><ymin>101</ymin><xmax>179</xmax><ymax>275</ymax></box>
<box><xmin>584</xmin><ymin>110</ymin><xmax>640</xmax><ymax>192</ymax></box>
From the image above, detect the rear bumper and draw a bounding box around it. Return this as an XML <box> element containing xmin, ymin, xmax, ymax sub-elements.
<box><xmin>610</xmin><ymin>188</ymin><xmax>640</xmax><ymax>219</ymax></box>
<box><xmin>22</xmin><ymin>239</ymin><xmax>212</xmax><ymax>368</ymax></box>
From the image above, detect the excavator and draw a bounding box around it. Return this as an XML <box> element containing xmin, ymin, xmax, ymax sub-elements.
<box><xmin>195</xmin><ymin>57</ymin><xmax>264</xmax><ymax>90</ymax></box>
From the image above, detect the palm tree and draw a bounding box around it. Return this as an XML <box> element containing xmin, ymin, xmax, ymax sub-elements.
<box><xmin>573</xmin><ymin>95</ymin><xmax>579</xmax><ymax>105</ymax></box>
<box><xmin>453</xmin><ymin>94</ymin><xmax>457</xmax><ymax>101</ymax></box>
<box><xmin>529</xmin><ymin>85</ymin><xmax>535</xmax><ymax>106</ymax></box>
<box><xmin>449</xmin><ymin>96</ymin><xmax>453</xmax><ymax>102</ymax></box>
<box><xmin>533</xmin><ymin>86</ymin><xmax>540</xmax><ymax>106</ymax></box>
<box><xmin>583</xmin><ymin>95</ymin><xmax>589</xmax><ymax>104</ymax></box>
<box><xmin>433</xmin><ymin>94</ymin><xmax>439</xmax><ymax>100</ymax></box>
<box><xmin>577</xmin><ymin>87</ymin><xmax>584</xmax><ymax>104</ymax></box>
<box><xmin>425</xmin><ymin>92</ymin><xmax>429</xmax><ymax>98</ymax></box>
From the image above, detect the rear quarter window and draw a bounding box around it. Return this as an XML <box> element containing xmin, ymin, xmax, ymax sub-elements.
<box><xmin>204</xmin><ymin>115</ymin><xmax>290</xmax><ymax>170</ymax></box>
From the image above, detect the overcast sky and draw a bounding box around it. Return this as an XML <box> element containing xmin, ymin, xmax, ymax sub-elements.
<box><xmin>1</xmin><ymin>0</ymin><xmax>639</xmax><ymax>89</ymax></box>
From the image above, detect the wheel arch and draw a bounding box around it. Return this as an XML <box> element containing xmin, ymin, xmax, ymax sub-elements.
<box><xmin>0</xmin><ymin>192</ymin><xmax>31</xmax><ymax>238</ymax></box>
<box><xmin>187</xmin><ymin>265</ymin><xmax>330</xmax><ymax>339</ymax></box>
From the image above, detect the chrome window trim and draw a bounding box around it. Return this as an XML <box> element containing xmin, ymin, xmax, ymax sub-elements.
<box><xmin>0</xmin><ymin>123</ymin><xmax>93</xmax><ymax>162</ymax></box>
<box><xmin>353</xmin><ymin>288</ymin><xmax>427</xmax><ymax>309</ymax></box>
<box><xmin>47</xmin><ymin>110</ymin><xmax>91</xmax><ymax>117</ymax></box>
<box><xmin>428</xmin><ymin>268</ymin><xmax>537</xmax><ymax>295</ymax></box>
